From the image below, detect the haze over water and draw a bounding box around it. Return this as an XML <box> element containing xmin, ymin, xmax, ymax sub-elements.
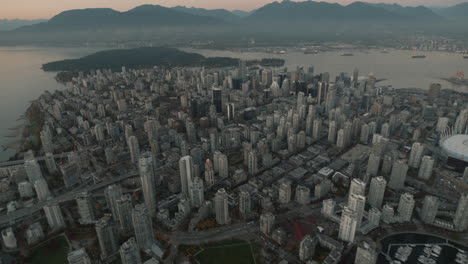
<box><xmin>0</xmin><ymin>47</ymin><xmax>467</xmax><ymax>161</ymax></box>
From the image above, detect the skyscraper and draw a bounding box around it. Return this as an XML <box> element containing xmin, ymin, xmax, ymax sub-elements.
<box><xmin>295</xmin><ymin>185</ymin><xmax>310</xmax><ymax>205</ymax></box>
<box><xmin>227</xmin><ymin>103</ymin><xmax>235</xmax><ymax>121</ymax></box>
<box><xmin>454</xmin><ymin>193</ymin><xmax>468</xmax><ymax>231</ymax></box>
<box><xmin>76</xmin><ymin>191</ymin><xmax>96</xmax><ymax>224</ymax></box>
<box><xmin>382</xmin><ymin>204</ymin><xmax>395</xmax><ymax>223</ymax></box>
<box><xmin>408</xmin><ymin>142</ymin><xmax>424</xmax><ymax>168</ymax></box>
<box><xmin>321</xmin><ymin>200</ymin><xmax>335</xmax><ymax>218</ymax></box>
<box><xmin>354</xmin><ymin>238</ymin><xmax>377</xmax><ymax>264</ymax></box>
<box><xmin>463</xmin><ymin>167</ymin><xmax>468</xmax><ymax>185</ymax></box>
<box><xmin>360</xmin><ymin>123</ymin><xmax>370</xmax><ymax>144</ymax></box>
<box><xmin>127</xmin><ymin>136</ymin><xmax>140</xmax><ymax>163</ymax></box>
<box><xmin>312</xmin><ymin>119</ymin><xmax>322</xmax><ymax>140</ymax></box>
<box><xmin>339</xmin><ymin>206</ymin><xmax>358</xmax><ymax>243</ymax></box>
<box><xmin>368</xmin><ymin>207</ymin><xmax>381</xmax><ymax>226</ymax></box>
<box><xmin>397</xmin><ymin>193</ymin><xmax>415</xmax><ymax>222</ymax></box>
<box><xmin>278</xmin><ymin>180</ymin><xmax>292</xmax><ymax>204</ymax></box>
<box><xmin>343</xmin><ymin>121</ymin><xmax>353</xmax><ymax>147</ymax></box>
<box><xmin>212</xmin><ymin>87</ymin><xmax>223</xmax><ymax>113</ymax></box>
<box><xmin>428</xmin><ymin>83</ymin><xmax>441</xmax><ymax>100</ymax></box>
<box><xmin>325</xmin><ymin>85</ymin><xmax>336</xmax><ymax>113</ymax></box>
<box><xmin>348</xmin><ymin>178</ymin><xmax>366</xmax><ymax>201</ymax></box>
<box><xmin>116</xmin><ymin>194</ymin><xmax>134</xmax><ymax>234</ymax></box>
<box><xmin>299</xmin><ymin>235</ymin><xmax>317</xmax><ymax>261</ymax></box>
<box><xmin>381</xmin><ymin>153</ymin><xmax>394</xmax><ymax>174</ymax></box>
<box><xmin>388</xmin><ymin>160</ymin><xmax>408</xmax><ymax>190</ymax></box>
<box><xmin>95</xmin><ymin>216</ymin><xmax>118</xmax><ymax>259</ymax></box>
<box><xmin>368</xmin><ymin>176</ymin><xmax>386</xmax><ymax>209</ymax></box>
<box><xmin>239</xmin><ymin>190</ymin><xmax>251</xmax><ymax>215</ymax></box>
<box><xmin>179</xmin><ymin>155</ymin><xmax>194</xmax><ymax>197</ymax></box>
<box><xmin>420</xmin><ymin>195</ymin><xmax>439</xmax><ymax>224</ymax></box>
<box><xmin>43</xmin><ymin>202</ymin><xmax>65</xmax><ymax>230</ymax></box>
<box><xmin>328</xmin><ymin>121</ymin><xmax>337</xmax><ymax>143</ymax></box>
<box><xmin>259</xmin><ymin>212</ymin><xmax>275</xmax><ymax>235</ymax></box>
<box><xmin>189</xmin><ymin>177</ymin><xmax>205</xmax><ymax>208</ymax></box>
<box><xmin>24</xmin><ymin>155</ymin><xmax>43</xmax><ymax>183</ymax></box>
<box><xmin>67</xmin><ymin>248</ymin><xmax>92</xmax><ymax>264</ymax></box>
<box><xmin>45</xmin><ymin>152</ymin><xmax>57</xmax><ymax>173</ymax></box>
<box><xmin>139</xmin><ymin>152</ymin><xmax>157</xmax><ymax>216</ymax></box>
<box><xmin>337</xmin><ymin>129</ymin><xmax>345</xmax><ymax>149</ymax></box>
<box><xmin>436</xmin><ymin>117</ymin><xmax>449</xmax><ymax>133</ymax></box>
<box><xmin>366</xmin><ymin>152</ymin><xmax>381</xmax><ymax>177</ymax></box>
<box><xmin>144</xmin><ymin>119</ymin><xmax>159</xmax><ymax>141</ymax></box>
<box><xmin>204</xmin><ymin>159</ymin><xmax>215</xmax><ymax>187</ymax></box>
<box><xmin>34</xmin><ymin>178</ymin><xmax>50</xmax><ymax>201</ymax></box>
<box><xmin>132</xmin><ymin>204</ymin><xmax>154</xmax><ymax>250</ymax></box>
<box><xmin>348</xmin><ymin>194</ymin><xmax>366</xmax><ymax>227</ymax></box>
<box><xmin>40</xmin><ymin>125</ymin><xmax>54</xmax><ymax>153</ymax></box>
<box><xmin>239</xmin><ymin>60</ymin><xmax>247</xmax><ymax>81</ymax></box>
<box><xmin>248</xmin><ymin>150</ymin><xmax>258</xmax><ymax>176</ymax></box>
<box><xmin>218</xmin><ymin>153</ymin><xmax>229</xmax><ymax>179</ymax></box>
<box><xmin>104</xmin><ymin>184</ymin><xmax>123</xmax><ymax>221</ymax></box>
<box><xmin>214</xmin><ymin>188</ymin><xmax>230</xmax><ymax>225</ymax></box>
<box><xmin>119</xmin><ymin>237</ymin><xmax>142</xmax><ymax>264</ymax></box>
<box><xmin>353</xmin><ymin>68</ymin><xmax>359</xmax><ymax>88</ymax></box>
<box><xmin>418</xmin><ymin>156</ymin><xmax>434</xmax><ymax>180</ymax></box>
<box><xmin>94</xmin><ymin>123</ymin><xmax>105</xmax><ymax>142</ymax></box>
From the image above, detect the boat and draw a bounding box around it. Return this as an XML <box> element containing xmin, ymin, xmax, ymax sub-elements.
<box><xmin>341</xmin><ymin>53</ymin><xmax>354</xmax><ymax>56</ymax></box>
<box><xmin>304</xmin><ymin>50</ymin><xmax>319</xmax><ymax>54</ymax></box>
<box><xmin>463</xmin><ymin>55</ymin><xmax>468</xmax><ymax>59</ymax></box>
<box><xmin>412</xmin><ymin>55</ymin><xmax>426</xmax><ymax>59</ymax></box>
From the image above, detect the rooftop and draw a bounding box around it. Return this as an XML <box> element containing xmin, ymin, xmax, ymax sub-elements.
<box><xmin>441</xmin><ymin>134</ymin><xmax>468</xmax><ymax>162</ymax></box>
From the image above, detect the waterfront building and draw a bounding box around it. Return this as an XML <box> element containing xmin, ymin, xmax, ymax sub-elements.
<box><xmin>420</xmin><ymin>195</ymin><xmax>439</xmax><ymax>224</ymax></box>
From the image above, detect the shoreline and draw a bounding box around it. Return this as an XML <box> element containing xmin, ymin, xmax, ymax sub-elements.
<box><xmin>1</xmin><ymin>101</ymin><xmax>44</xmax><ymax>162</ymax></box>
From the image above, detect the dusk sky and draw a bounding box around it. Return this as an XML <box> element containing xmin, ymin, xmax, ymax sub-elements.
<box><xmin>2</xmin><ymin>0</ymin><xmax>467</xmax><ymax>20</ymax></box>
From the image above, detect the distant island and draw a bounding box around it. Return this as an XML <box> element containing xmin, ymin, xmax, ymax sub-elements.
<box><xmin>42</xmin><ymin>47</ymin><xmax>285</xmax><ymax>73</ymax></box>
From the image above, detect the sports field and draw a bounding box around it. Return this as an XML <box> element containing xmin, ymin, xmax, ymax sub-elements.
<box><xmin>29</xmin><ymin>235</ymin><xmax>70</xmax><ymax>264</ymax></box>
<box><xmin>194</xmin><ymin>239</ymin><xmax>258</xmax><ymax>264</ymax></box>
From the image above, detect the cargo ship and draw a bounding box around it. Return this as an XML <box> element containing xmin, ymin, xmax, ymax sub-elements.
<box><xmin>412</xmin><ymin>55</ymin><xmax>426</xmax><ymax>59</ymax></box>
<box><xmin>341</xmin><ymin>53</ymin><xmax>354</xmax><ymax>56</ymax></box>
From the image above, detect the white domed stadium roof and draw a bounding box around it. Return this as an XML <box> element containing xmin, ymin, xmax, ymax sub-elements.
<box><xmin>441</xmin><ymin>134</ymin><xmax>468</xmax><ymax>162</ymax></box>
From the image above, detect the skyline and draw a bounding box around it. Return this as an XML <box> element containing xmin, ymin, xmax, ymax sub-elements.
<box><xmin>1</xmin><ymin>0</ymin><xmax>467</xmax><ymax>20</ymax></box>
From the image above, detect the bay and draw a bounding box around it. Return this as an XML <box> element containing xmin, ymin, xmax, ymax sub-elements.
<box><xmin>0</xmin><ymin>46</ymin><xmax>103</xmax><ymax>161</ymax></box>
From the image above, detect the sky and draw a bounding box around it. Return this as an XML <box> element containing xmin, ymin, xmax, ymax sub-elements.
<box><xmin>1</xmin><ymin>0</ymin><xmax>467</xmax><ymax>20</ymax></box>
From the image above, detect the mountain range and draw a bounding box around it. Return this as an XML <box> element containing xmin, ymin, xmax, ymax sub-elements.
<box><xmin>0</xmin><ymin>19</ymin><xmax>47</xmax><ymax>31</ymax></box>
<box><xmin>14</xmin><ymin>1</ymin><xmax>468</xmax><ymax>32</ymax></box>
<box><xmin>3</xmin><ymin>1</ymin><xmax>468</xmax><ymax>44</ymax></box>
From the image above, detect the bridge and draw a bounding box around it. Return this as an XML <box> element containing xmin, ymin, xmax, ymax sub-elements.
<box><xmin>0</xmin><ymin>151</ymin><xmax>80</xmax><ymax>168</ymax></box>
<box><xmin>0</xmin><ymin>171</ymin><xmax>140</xmax><ymax>229</ymax></box>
